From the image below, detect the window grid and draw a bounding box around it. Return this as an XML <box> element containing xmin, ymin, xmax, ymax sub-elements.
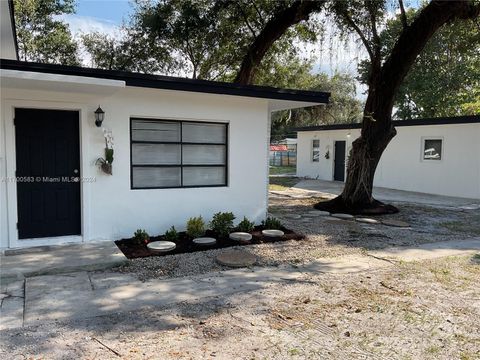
<box><xmin>130</xmin><ymin>118</ymin><xmax>228</xmax><ymax>189</ymax></box>
<box><xmin>312</xmin><ymin>139</ymin><xmax>320</xmax><ymax>162</ymax></box>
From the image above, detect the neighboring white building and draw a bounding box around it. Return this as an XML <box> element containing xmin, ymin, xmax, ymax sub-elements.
<box><xmin>296</xmin><ymin>116</ymin><xmax>480</xmax><ymax>199</ymax></box>
<box><xmin>0</xmin><ymin>6</ymin><xmax>329</xmax><ymax>249</ymax></box>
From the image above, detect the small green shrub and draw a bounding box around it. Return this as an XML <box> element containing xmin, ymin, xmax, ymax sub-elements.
<box><xmin>164</xmin><ymin>226</ymin><xmax>179</xmax><ymax>242</ymax></box>
<box><xmin>187</xmin><ymin>216</ymin><xmax>205</xmax><ymax>238</ymax></box>
<box><xmin>210</xmin><ymin>212</ymin><xmax>236</xmax><ymax>238</ymax></box>
<box><xmin>236</xmin><ymin>216</ymin><xmax>255</xmax><ymax>233</ymax></box>
<box><xmin>261</xmin><ymin>217</ymin><xmax>282</xmax><ymax>230</ymax></box>
<box><xmin>133</xmin><ymin>229</ymin><xmax>149</xmax><ymax>244</ymax></box>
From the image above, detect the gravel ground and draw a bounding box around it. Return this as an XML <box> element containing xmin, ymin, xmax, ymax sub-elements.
<box><xmin>115</xmin><ymin>192</ymin><xmax>480</xmax><ymax>281</ymax></box>
<box><xmin>2</xmin><ymin>255</ymin><xmax>479</xmax><ymax>359</ymax></box>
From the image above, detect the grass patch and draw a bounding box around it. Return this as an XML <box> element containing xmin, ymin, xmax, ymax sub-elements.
<box><xmin>269</xmin><ymin>166</ymin><xmax>296</xmax><ymax>175</ymax></box>
<box><xmin>269</xmin><ymin>176</ymin><xmax>299</xmax><ymax>191</ymax></box>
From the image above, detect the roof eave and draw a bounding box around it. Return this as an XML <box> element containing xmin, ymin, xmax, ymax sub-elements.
<box><xmin>0</xmin><ymin>59</ymin><xmax>330</xmax><ymax>104</ymax></box>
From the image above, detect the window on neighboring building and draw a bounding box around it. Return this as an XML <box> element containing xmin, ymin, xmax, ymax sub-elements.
<box><xmin>130</xmin><ymin>118</ymin><xmax>228</xmax><ymax>189</ymax></box>
<box><xmin>423</xmin><ymin>138</ymin><xmax>443</xmax><ymax>161</ymax></box>
<box><xmin>312</xmin><ymin>139</ymin><xmax>320</xmax><ymax>162</ymax></box>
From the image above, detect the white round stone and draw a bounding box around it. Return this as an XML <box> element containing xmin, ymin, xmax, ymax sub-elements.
<box><xmin>147</xmin><ymin>241</ymin><xmax>176</xmax><ymax>252</ymax></box>
<box><xmin>331</xmin><ymin>213</ymin><xmax>354</xmax><ymax>220</ymax></box>
<box><xmin>193</xmin><ymin>237</ymin><xmax>216</xmax><ymax>246</ymax></box>
<box><xmin>356</xmin><ymin>217</ymin><xmax>380</xmax><ymax>224</ymax></box>
<box><xmin>308</xmin><ymin>210</ymin><xmax>330</xmax><ymax>216</ymax></box>
<box><xmin>262</xmin><ymin>229</ymin><xmax>285</xmax><ymax>237</ymax></box>
<box><xmin>229</xmin><ymin>232</ymin><xmax>253</xmax><ymax>242</ymax></box>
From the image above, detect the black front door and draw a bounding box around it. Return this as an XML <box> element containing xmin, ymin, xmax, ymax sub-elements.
<box><xmin>15</xmin><ymin>108</ymin><xmax>81</xmax><ymax>239</ymax></box>
<box><xmin>334</xmin><ymin>140</ymin><xmax>346</xmax><ymax>182</ymax></box>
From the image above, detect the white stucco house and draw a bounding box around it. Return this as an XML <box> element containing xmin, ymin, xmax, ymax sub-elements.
<box><xmin>0</xmin><ymin>1</ymin><xmax>329</xmax><ymax>249</ymax></box>
<box><xmin>296</xmin><ymin>116</ymin><xmax>480</xmax><ymax>199</ymax></box>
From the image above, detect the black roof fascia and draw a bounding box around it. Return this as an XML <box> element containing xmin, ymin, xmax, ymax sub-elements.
<box><xmin>294</xmin><ymin>115</ymin><xmax>480</xmax><ymax>132</ymax></box>
<box><xmin>7</xmin><ymin>0</ymin><xmax>19</xmax><ymax>60</ymax></box>
<box><xmin>0</xmin><ymin>59</ymin><xmax>330</xmax><ymax>103</ymax></box>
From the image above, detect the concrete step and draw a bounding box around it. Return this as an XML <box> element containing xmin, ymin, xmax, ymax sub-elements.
<box><xmin>0</xmin><ymin>241</ymin><xmax>127</xmax><ymax>285</ymax></box>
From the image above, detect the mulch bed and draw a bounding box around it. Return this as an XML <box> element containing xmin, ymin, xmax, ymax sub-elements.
<box><xmin>115</xmin><ymin>226</ymin><xmax>305</xmax><ymax>259</ymax></box>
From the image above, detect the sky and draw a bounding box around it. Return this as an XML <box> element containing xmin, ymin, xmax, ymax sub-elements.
<box><xmin>64</xmin><ymin>0</ymin><xmax>366</xmax><ymax>77</ymax></box>
<box><xmin>75</xmin><ymin>0</ymin><xmax>132</xmax><ymax>25</ymax></box>
<box><xmin>61</xmin><ymin>0</ymin><xmax>420</xmax><ymax>99</ymax></box>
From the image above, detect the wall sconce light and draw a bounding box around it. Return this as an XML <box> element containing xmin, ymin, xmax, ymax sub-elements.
<box><xmin>94</xmin><ymin>106</ymin><xmax>105</xmax><ymax>127</ymax></box>
<box><xmin>347</xmin><ymin>132</ymin><xmax>351</xmax><ymax>138</ymax></box>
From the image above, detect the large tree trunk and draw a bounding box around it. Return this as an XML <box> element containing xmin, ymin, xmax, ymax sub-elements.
<box><xmin>315</xmin><ymin>0</ymin><xmax>480</xmax><ymax>215</ymax></box>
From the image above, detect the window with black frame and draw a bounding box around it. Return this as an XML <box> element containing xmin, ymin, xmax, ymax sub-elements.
<box><xmin>423</xmin><ymin>138</ymin><xmax>443</xmax><ymax>161</ymax></box>
<box><xmin>130</xmin><ymin>118</ymin><xmax>228</xmax><ymax>189</ymax></box>
<box><xmin>312</xmin><ymin>139</ymin><xmax>320</xmax><ymax>162</ymax></box>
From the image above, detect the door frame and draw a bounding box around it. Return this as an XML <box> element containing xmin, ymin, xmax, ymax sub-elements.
<box><xmin>332</xmin><ymin>140</ymin><xmax>346</xmax><ymax>182</ymax></box>
<box><xmin>3</xmin><ymin>100</ymin><xmax>91</xmax><ymax>248</ymax></box>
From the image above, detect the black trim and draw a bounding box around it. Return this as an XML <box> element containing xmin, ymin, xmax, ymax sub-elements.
<box><xmin>294</xmin><ymin>115</ymin><xmax>480</xmax><ymax>132</ymax></box>
<box><xmin>0</xmin><ymin>59</ymin><xmax>330</xmax><ymax>104</ymax></box>
<box><xmin>130</xmin><ymin>118</ymin><xmax>229</xmax><ymax>190</ymax></box>
<box><xmin>7</xmin><ymin>0</ymin><xmax>19</xmax><ymax>60</ymax></box>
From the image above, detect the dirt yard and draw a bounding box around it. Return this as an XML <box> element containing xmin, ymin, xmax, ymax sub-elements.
<box><xmin>114</xmin><ymin>193</ymin><xmax>480</xmax><ymax>281</ymax></box>
<box><xmin>1</xmin><ymin>193</ymin><xmax>479</xmax><ymax>359</ymax></box>
<box><xmin>1</xmin><ymin>255</ymin><xmax>479</xmax><ymax>359</ymax></box>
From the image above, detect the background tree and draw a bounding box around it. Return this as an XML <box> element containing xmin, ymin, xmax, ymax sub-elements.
<box><xmin>14</xmin><ymin>0</ymin><xmax>80</xmax><ymax>65</ymax></box>
<box><xmin>82</xmin><ymin>0</ymin><xmax>323</xmax><ymax>81</ymax></box>
<box><xmin>268</xmin><ymin>68</ymin><xmax>363</xmax><ymax>142</ymax></box>
<box><xmin>358</xmin><ymin>9</ymin><xmax>480</xmax><ymax>119</ymax></box>
<box><xmin>81</xmin><ymin>30</ymin><xmax>173</xmax><ymax>73</ymax></box>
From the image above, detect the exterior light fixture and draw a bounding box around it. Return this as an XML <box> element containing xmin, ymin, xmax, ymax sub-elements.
<box><xmin>94</xmin><ymin>106</ymin><xmax>105</xmax><ymax>127</ymax></box>
<box><xmin>347</xmin><ymin>132</ymin><xmax>351</xmax><ymax>138</ymax></box>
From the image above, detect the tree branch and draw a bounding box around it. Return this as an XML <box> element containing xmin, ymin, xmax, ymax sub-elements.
<box><xmin>398</xmin><ymin>0</ymin><xmax>408</xmax><ymax>29</ymax></box>
<box><xmin>362</xmin><ymin>0</ymin><xmax>480</xmax><ymax>139</ymax></box>
<box><xmin>380</xmin><ymin>0</ymin><xmax>480</xmax><ymax>105</ymax></box>
<box><xmin>235</xmin><ymin>2</ymin><xmax>257</xmax><ymax>37</ymax></box>
<box><xmin>234</xmin><ymin>0</ymin><xmax>325</xmax><ymax>85</ymax></box>
<box><xmin>340</xmin><ymin>11</ymin><xmax>374</xmax><ymax>61</ymax></box>
<box><xmin>248</xmin><ymin>0</ymin><xmax>264</xmax><ymax>26</ymax></box>
<box><xmin>367</xmin><ymin>4</ymin><xmax>380</xmax><ymax>56</ymax></box>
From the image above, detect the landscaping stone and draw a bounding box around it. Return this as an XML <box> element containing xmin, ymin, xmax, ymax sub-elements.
<box><xmin>216</xmin><ymin>250</ymin><xmax>256</xmax><ymax>268</ymax></box>
<box><xmin>229</xmin><ymin>232</ymin><xmax>253</xmax><ymax>242</ymax></box>
<box><xmin>307</xmin><ymin>210</ymin><xmax>330</xmax><ymax>216</ymax></box>
<box><xmin>147</xmin><ymin>241</ymin><xmax>176</xmax><ymax>253</ymax></box>
<box><xmin>193</xmin><ymin>237</ymin><xmax>217</xmax><ymax>246</ymax></box>
<box><xmin>285</xmin><ymin>214</ymin><xmax>302</xmax><ymax>220</ymax></box>
<box><xmin>382</xmin><ymin>219</ymin><xmax>410</xmax><ymax>228</ymax></box>
<box><xmin>459</xmin><ymin>204</ymin><xmax>480</xmax><ymax>210</ymax></box>
<box><xmin>331</xmin><ymin>213</ymin><xmax>354</xmax><ymax>220</ymax></box>
<box><xmin>262</xmin><ymin>229</ymin><xmax>285</xmax><ymax>237</ymax></box>
<box><xmin>356</xmin><ymin>217</ymin><xmax>380</xmax><ymax>224</ymax></box>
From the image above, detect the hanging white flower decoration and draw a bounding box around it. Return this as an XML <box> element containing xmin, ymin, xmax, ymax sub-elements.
<box><xmin>102</xmin><ymin>128</ymin><xmax>114</xmax><ymax>149</ymax></box>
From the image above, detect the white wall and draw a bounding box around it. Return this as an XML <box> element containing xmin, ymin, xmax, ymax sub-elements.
<box><xmin>297</xmin><ymin>124</ymin><xmax>480</xmax><ymax>199</ymax></box>
<box><xmin>296</xmin><ymin>129</ymin><xmax>359</xmax><ymax>181</ymax></box>
<box><xmin>1</xmin><ymin>85</ymin><xmax>270</xmax><ymax>248</ymax></box>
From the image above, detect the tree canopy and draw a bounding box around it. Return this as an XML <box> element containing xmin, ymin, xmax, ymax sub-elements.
<box><xmin>14</xmin><ymin>0</ymin><xmax>80</xmax><ymax>65</ymax></box>
<box><xmin>358</xmin><ymin>8</ymin><xmax>480</xmax><ymax>119</ymax></box>
<box><xmin>82</xmin><ymin>0</ymin><xmax>321</xmax><ymax>82</ymax></box>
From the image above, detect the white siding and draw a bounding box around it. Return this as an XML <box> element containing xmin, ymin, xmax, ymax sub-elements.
<box><xmin>0</xmin><ymin>86</ymin><xmax>270</xmax><ymax>248</ymax></box>
<box><xmin>297</xmin><ymin>124</ymin><xmax>480</xmax><ymax>199</ymax></box>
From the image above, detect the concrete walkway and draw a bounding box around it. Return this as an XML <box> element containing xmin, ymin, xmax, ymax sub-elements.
<box><xmin>291</xmin><ymin>179</ymin><xmax>479</xmax><ymax>208</ymax></box>
<box><xmin>0</xmin><ymin>241</ymin><xmax>127</xmax><ymax>284</ymax></box>
<box><xmin>1</xmin><ymin>237</ymin><xmax>479</xmax><ymax>330</ymax></box>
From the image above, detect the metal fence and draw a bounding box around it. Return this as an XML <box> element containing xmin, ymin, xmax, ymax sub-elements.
<box><xmin>269</xmin><ymin>144</ymin><xmax>297</xmax><ymax>166</ymax></box>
